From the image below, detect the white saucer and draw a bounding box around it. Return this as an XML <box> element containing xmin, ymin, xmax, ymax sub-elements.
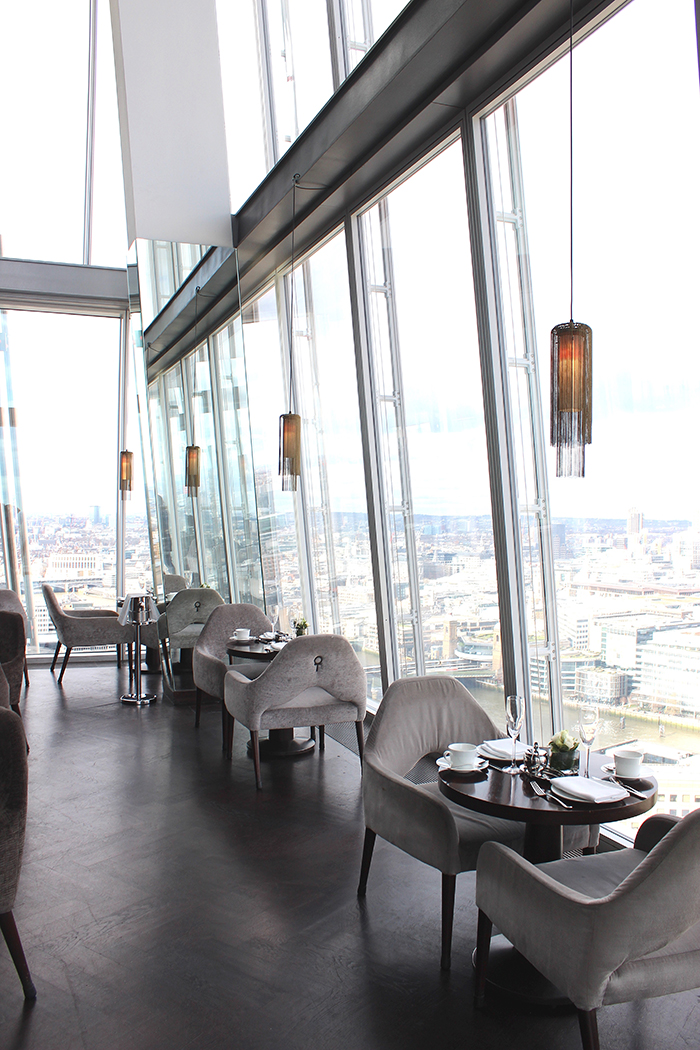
<box><xmin>601</xmin><ymin>762</ymin><xmax>651</xmax><ymax>780</ymax></box>
<box><xmin>436</xmin><ymin>756</ymin><xmax>488</xmax><ymax>774</ymax></box>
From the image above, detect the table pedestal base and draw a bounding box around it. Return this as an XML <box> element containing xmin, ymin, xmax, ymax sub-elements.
<box><xmin>121</xmin><ymin>691</ymin><xmax>157</xmax><ymax>706</ymax></box>
<box><xmin>247</xmin><ymin>728</ymin><xmax>315</xmax><ymax>758</ymax></box>
<box><xmin>474</xmin><ymin>934</ymin><xmax>571</xmax><ymax>1009</ymax></box>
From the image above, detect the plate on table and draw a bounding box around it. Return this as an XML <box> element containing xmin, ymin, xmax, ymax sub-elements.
<box><xmin>601</xmin><ymin>762</ymin><xmax>652</xmax><ymax>781</ymax></box>
<box><xmin>436</xmin><ymin>756</ymin><xmax>488</xmax><ymax>776</ymax></box>
<box><xmin>228</xmin><ymin>635</ymin><xmax>259</xmax><ymax>645</ymax></box>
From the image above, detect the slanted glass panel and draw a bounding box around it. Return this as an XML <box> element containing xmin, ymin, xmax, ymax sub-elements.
<box><xmin>137</xmin><ymin>241</ymin><xmax>207</xmax><ymax>330</ymax></box>
<box><xmin>263</xmin><ymin>0</ymin><xmax>333</xmax><ymax>159</ymax></box>
<box><xmin>291</xmin><ymin>231</ymin><xmax>378</xmax><ymax>698</ymax></box>
<box><xmin>242</xmin><ymin>287</ymin><xmax>301</xmax><ymax>627</ymax></box>
<box><xmin>148</xmin><ymin>378</ymin><xmax>179</xmax><ymax>589</ymax></box>
<box><xmin>211</xmin><ymin>319</ymin><xmax>263</xmax><ymax>606</ymax></box>
<box><xmin>342</xmin><ymin>0</ymin><xmax>411</xmax><ymax>72</ymax></box>
<box><xmin>359</xmin><ymin>140</ymin><xmax>500</xmax><ymax>717</ymax></box>
<box><xmin>185</xmin><ymin>345</ymin><xmax>229</xmax><ymax>597</ymax></box>
<box><xmin>162</xmin><ymin>365</ymin><xmax>199</xmax><ymax>583</ymax></box>
<box><xmin>485</xmin><ymin>0</ymin><xmax>700</xmax><ymax>831</ymax></box>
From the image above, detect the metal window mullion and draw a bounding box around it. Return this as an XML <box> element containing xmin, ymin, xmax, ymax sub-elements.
<box><xmin>156</xmin><ymin>375</ymin><xmax>184</xmax><ymax>579</ymax></box>
<box><xmin>377</xmin><ymin>199</ymin><xmax>424</xmax><ymax>676</ymax></box>
<box><xmin>345</xmin><ymin>212</ymin><xmax>397</xmax><ymax>692</ymax></box>
<box><xmin>255</xmin><ymin>0</ymin><xmax>280</xmax><ymax>168</ymax></box>
<box><xmin>276</xmin><ymin>273</ymin><xmax>316</xmax><ymax>629</ymax></box>
<box><xmin>463</xmin><ymin>114</ymin><xmax>531</xmax><ymax>736</ymax></box>
<box><xmin>131</xmin><ymin>326</ymin><xmax>163</xmax><ymax>597</ymax></box>
<box><xmin>116</xmin><ymin>313</ymin><xmax>128</xmax><ymax>602</ymax></box>
<box><xmin>326</xmin><ymin>0</ymin><xmax>349</xmax><ymax>89</ymax></box>
<box><xmin>82</xmin><ymin>0</ymin><xmax>97</xmax><ymax>266</ymax></box>
<box><xmin>504</xmin><ymin>98</ymin><xmax>563</xmax><ymax>731</ymax></box>
<box><xmin>207</xmin><ymin>334</ymin><xmax>236</xmax><ymax>602</ymax></box>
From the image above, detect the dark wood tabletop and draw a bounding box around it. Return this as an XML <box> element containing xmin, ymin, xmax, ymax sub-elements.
<box><xmin>439</xmin><ymin>751</ymin><xmax>657</xmax><ymax>862</ymax></box>
<box><xmin>226</xmin><ymin>640</ymin><xmax>280</xmax><ymax>661</ymax></box>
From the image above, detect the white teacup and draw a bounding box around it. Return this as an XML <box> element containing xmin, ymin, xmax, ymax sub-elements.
<box><xmin>234</xmin><ymin>628</ymin><xmax>251</xmax><ymax>640</ymax></box>
<box><xmin>443</xmin><ymin>742</ymin><xmax>478</xmax><ymax>770</ymax></box>
<box><xmin>613</xmin><ymin>748</ymin><xmax>643</xmax><ymax>778</ymax></box>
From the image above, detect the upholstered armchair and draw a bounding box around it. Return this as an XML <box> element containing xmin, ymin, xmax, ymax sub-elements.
<box><xmin>193</xmin><ymin>603</ymin><xmax>273</xmax><ymax>729</ymax></box>
<box><xmin>163</xmin><ymin>574</ymin><xmax>189</xmax><ymax>595</ymax></box>
<box><xmin>475</xmin><ymin>811</ymin><xmax>700</xmax><ymax>1050</ymax></box>
<box><xmin>0</xmin><ymin>610</ymin><xmax>27</xmax><ymax>715</ymax></box>
<box><xmin>358</xmin><ymin>675</ymin><xmax>594</xmax><ymax>970</ymax></box>
<box><xmin>160</xmin><ymin>588</ymin><xmax>224</xmax><ymax>676</ymax></box>
<box><xmin>223</xmin><ymin>633</ymin><xmax>367</xmax><ymax>789</ymax></box>
<box><xmin>0</xmin><ymin>679</ymin><xmax>36</xmax><ymax>999</ymax></box>
<box><xmin>0</xmin><ymin>588</ymin><xmax>29</xmax><ymax>693</ymax></box>
<box><xmin>42</xmin><ymin>584</ymin><xmax>134</xmax><ymax>685</ymax></box>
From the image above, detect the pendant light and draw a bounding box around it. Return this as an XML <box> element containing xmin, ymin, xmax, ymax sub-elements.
<box><xmin>550</xmin><ymin>0</ymin><xmax>592</xmax><ymax>478</ymax></box>
<box><xmin>279</xmin><ymin>173</ymin><xmax>301</xmax><ymax>491</ymax></box>
<box><xmin>119</xmin><ymin>450</ymin><xmax>133</xmax><ymax>500</ymax></box>
<box><xmin>185</xmin><ymin>444</ymin><xmax>200</xmax><ymax>497</ymax></box>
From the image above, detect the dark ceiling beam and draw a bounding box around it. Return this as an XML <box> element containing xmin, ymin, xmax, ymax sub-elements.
<box><xmin>145</xmin><ymin>0</ymin><xmax>621</xmax><ymax>379</ymax></box>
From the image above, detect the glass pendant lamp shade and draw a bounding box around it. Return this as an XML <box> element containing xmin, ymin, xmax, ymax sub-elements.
<box><xmin>550</xmin><ymin>320</ymin><xmax>592</xmax><ymax>477</ymax></box>
<box><xmin>185</xmin><ymin>444</ymin><xmax>201</xmax><ymax>496</ymax></box>
<box><xmin>279</xmin><ymin>412</ymin><xmax>301</xmax><ymax>491</ymax></box>
<box><xmin>119</xmin><ymin>450</ymin><xmax>133</xmax><ymax>500</ymax></box>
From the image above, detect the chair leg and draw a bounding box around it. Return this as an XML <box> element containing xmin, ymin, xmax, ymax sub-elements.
<box><xmin>355</xmin><ymin>719</ymin><xmax>365</xmax><ymax>762</ymax></box>
<box><xmin>0</xmin><ymin>911</ymin><xmax>36</xmax><ymax>1000</ymax></box>
<box><xmin>310</xmin><ymin>727</ymin><xmax>316</xmax><ymax>741</ymax></box>
<box><xmin>577</xmin><ymin>1009</ymin><xmax>600</xmax><ymax>1050</ymax></box>
<box><xmin>161</xmin><ymin>640</ymin><xmax>171</xmax><ymax>679</ymax></box>
<box><xmin>195</xmin><ymin>687</ymin><xmax>202</xmax><ymax>728</ymax></box>
<box><xmin>224</xmin><ymin>710</ymin><xmax>234</xmax><ymax>759</ymax></box>
<box><xmin>23</xmin><ymin>657</ymin><xmax>29</xmax><ymax>687</ymax></box>
<box><xmin>250</xmin><ymin>730</ymin><xmax>262</xmax><ymax>790</ymax></box>
<box><xmin>116</xmin><ymin>642</ymin><xmax>121</xmax><ymax>669</ymax></box>
<box><xmin>50</xmin><ymin>641</ymin><xmax>61</xmax><ymax>673</ymax></box>
<box><xmin>357</xmin><ymin>827</ymin><xmax>376</xmax><ymax>896</ymax></box>
<box><xmin>474</xmin><ymin>909</ymin><xmax>493</xmax><ymax>1007</ymax></box>
<box><xmin>318</xmin><ymin>725</ymin><xmax>325</xmax><ymax>750</ymax></box>
<box><xmin>441</xmin><ymin>872</ymin><xmax>457</xmax><ymax>971</ymax></box>
<box><xmin>57</xmin><ymin>647</ymin><xmax>72</xmax><ymax>685</ymax></box>
<box><xmin>11</xmin><ymin>704</ymin><xmax>20</xmax><ymax>716</ymax></box>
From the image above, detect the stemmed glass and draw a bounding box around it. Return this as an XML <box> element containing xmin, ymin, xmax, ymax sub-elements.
<box><xmin>504</xmin><ymin>694</ymin><xmax>524</xmax><ymax>774</ymax></box>
<box><xmin>578</xmin><ymin>701</ymin><xmax>600</xmax><ymax>778</ymax></box>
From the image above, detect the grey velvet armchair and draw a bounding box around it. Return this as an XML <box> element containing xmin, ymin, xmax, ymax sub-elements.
<box><xmin>0</xmin><ymin>610</ymin><xmax>27</xmax><ymax>715</ymax></box>
<box><xmin>0</xmin><ymin>679</ymin><xmax>36</xmax><ymax>999</ymax></box>
<box><xmin>42</xmin><ymin>584</ymin><xmax>134</xmax><ymax>685</ymax></box>
<box><xmin>0</xmin><ymin>588</ymin><xmax>30</xmax><ymax>695</ymax></box>
<box><xmin>160</xmin><ymin>588</ymin><xmax>224</xmax><ymax>676</ymax></box>
<box><xmin>358</xmin><ymin>675</ymin><xmax>594</xmax><ymax>970</ymax></box>
<box><xmin>223</xmin><ymin>633</ymin><xmax>367</xmax><ymax>789</ymax></box>
<box><xmin>163</xmin><ymin>574</ymin><xmax>189</xmax><ymax>595</ymax></box>
<box><xmin>193</xmin><ymin>603</ymin><xmax>273</xmax><ymax>730</ymax></box>
<box><xmin>475</xmin><ymin>810</ymin><xmax>700</xmax><ymax>1050</ymax></box>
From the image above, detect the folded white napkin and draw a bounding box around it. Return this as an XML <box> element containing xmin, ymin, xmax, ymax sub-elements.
<box><xmin>269</xmin><ymin>640</ymin><xmax>287</xmax><ymax>651</ymax></box>
<box><xmin>550</xmin><ymin>776</ymin><xmax>628</xmax><ymax>804</ymax></box>
<box><xmin>478</xmin><ymin>739</ymin><xmax>528</xmax><ymax>761</ymax></box>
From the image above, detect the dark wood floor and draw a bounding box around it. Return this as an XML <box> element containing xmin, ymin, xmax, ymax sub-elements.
<box><xmin>1</xmin><ymin>664</ymin><xmax>698</xmax><ymax>1050</ymax></box>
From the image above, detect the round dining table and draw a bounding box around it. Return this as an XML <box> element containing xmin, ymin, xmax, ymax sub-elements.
<box><xmin>439</xmin><ymin>750</ymin><xmax>657</xmax><ymax>1004</ymax></box>
<box><xmin>439</xmin><ymin>750</ymin><xmax>657</xmax><ymax>862</ymax></box>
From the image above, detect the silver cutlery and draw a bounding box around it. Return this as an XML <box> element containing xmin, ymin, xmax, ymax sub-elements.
<box><xmin>605</xmin><ymin>775</ymin><xmax>647</xmax><ymax>800</ymax></box>
<box><xmin>529</xmin><ymin>779</ymin><xmax>573</xmax><ymax>809</ymax></box>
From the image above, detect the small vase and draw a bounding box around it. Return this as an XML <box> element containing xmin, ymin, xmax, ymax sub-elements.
<box><xmin>549</xmin><ymin>748</ymin><xmax>579</xmax><ymax>773</ymax></box>
<box><xmin>295</xmin><ymin>626</ymin><xmax>307</xmax><ymax>636</ymax></box>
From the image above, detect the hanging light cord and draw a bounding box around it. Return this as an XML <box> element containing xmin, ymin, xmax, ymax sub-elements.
<box><xmin>569</xmin><ymin>0</ymin><xmax>574</xmax><ymax>323</ymax></box>
<box><xmin>288</xmin><ymin>173</ymin><xmax>300</xmax><ymax>415</ymax></box>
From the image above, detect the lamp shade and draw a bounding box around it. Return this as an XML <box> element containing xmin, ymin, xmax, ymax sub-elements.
<box><xmin>550</xmin><ymin>320</ymin><xmax>592</xmax><ymax>477</ymax></box>
<box><xmin>279</xmin><ymin>413</ymin><xmax>301</xmax><ymax>491</ymax></box>
<box><xmin>119</xmin><ymin>450</ymin><xmax>134</xmax><ymax>500</ymax></box>
<box><xmin>185</xmin><ymin>445</ymin><xmax>201</xmax><ymax>496</ymax></box>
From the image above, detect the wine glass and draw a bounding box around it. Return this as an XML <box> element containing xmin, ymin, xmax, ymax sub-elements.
<box><xmin>578</xmin><ymin>701</ymin><xmax>600</xmax><ymax>778</ymax></box>
<box><xmin>504</xmin><ymin>694</ymin><xmax>524</xmax><ymax>774</ymax></box>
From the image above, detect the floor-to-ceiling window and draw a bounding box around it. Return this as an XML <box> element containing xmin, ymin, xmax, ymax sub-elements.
<box><xmin>357</xmin><ymin>137</ymin><xmax>500</xmax><ymax>716</ymax></box>
<box><xmin>481</xmin><ymin>0</ymin><xmax>700</xmax><ymax>830</ymax></box>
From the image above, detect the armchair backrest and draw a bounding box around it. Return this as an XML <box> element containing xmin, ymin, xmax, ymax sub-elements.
<box><xmin>195</xmin><ymin>604</ymin><xmax>273</xmax><ymax>659</ymax></box>
<box><xmin>366</xmin><ymin>675</ymin><xmax>502</xmax><ymax>777</ymax></box>
<box><xmin>42</xmin><ymin>583</ymin><xmax>68</xmax><ymax>636</ymax></box>
<box><xmin>163</xmin><ymin>574</ymin><xmax>189</xmax><ymax>594</ymax></box>
<box><xmin>166</xmin><ymin>589</ymin><xmax>224</xmax><ymax>636</ymax></box>
<box><xmin>240</xmin><ymin>634</ymin><xmax>367</xmax><ymax>717</ymax></box>
<box><xmin>0</xmin><ymin>589</ymin><xmax>28</xmax><ymax>627</ymax></box>
<box><xmin>0</xmin><ymin>610</ymin><xmax>25</xmax><ymax>665</ymax></box>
